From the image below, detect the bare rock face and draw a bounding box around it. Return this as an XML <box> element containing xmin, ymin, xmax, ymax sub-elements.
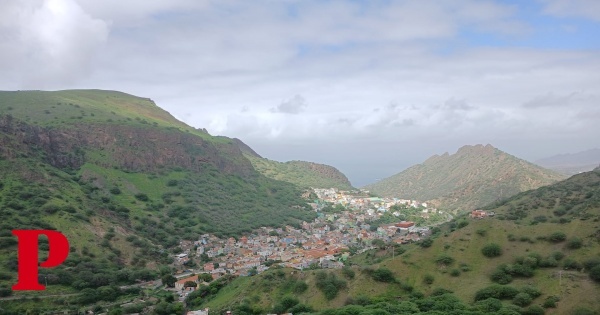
<box><xmin>0</xmin><ymin>114</ymin><xmax>254</xmax><ymax>176</ymax></box>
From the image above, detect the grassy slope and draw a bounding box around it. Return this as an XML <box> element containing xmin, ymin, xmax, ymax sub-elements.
<box><xmin>364</xmin><ymin>144</ymin><xmax>565</xmax><ymax>212</ymax></box>
<box><xmin>200</xmin><ymin>170</ymin><xmax>600</xmax><ymax>314</ymax></box>
<box><xmin>245</xmin><ymin>154</ymin><xmax>354</xmax><ymax>190</ymax></box>
<box><xmin>0</xmin><ymin>90</ymin><xmax>316</xmax><ymax>298</ymax></box>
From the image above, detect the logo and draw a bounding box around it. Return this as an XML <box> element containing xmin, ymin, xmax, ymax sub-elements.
<box><xmin>11</xmin><ymin>230</ymin><xmax>69</xmax><ymax>291</ymax></box>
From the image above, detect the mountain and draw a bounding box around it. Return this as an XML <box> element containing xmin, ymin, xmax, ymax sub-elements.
<box><xmin>0</xmin><ymin>90</ymin><xmax>315</xmax><ymax>296</ymax></box>
<box><xmin>535</xmin><ymin>148</ymin><xmax>600</xmax><ymax>175</ymax></box>
<box><xmin>241</xmin><ymin>148</ymin><xmax>354</xmax><ymax>190</ymax></box>
<box><xmin>364</xmin><ymin>144</ymin><xmax>565</xmax><ymax>212</ymax></box>
<box><xmin>194</xmin><ymin>169</ymin><xmax>600</xmax><ymax>315</ymax></box>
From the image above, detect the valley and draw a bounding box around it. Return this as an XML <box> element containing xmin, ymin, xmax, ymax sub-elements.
<box><xmin>0</xmin><ymin>90</ymin><xmax>598</xmax><ymax>315</ymax></box>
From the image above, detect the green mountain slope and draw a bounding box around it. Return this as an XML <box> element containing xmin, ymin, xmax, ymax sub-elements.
<box><xmin>364</xmin><ymin>144</ymin><xmax>565</xmax><ymax>212</ymax></box>
<box><xmin>0</xmin><ymin>90</ymin><xmax>315</xmax><ymax>305</ymax></box>
<box><xmin>197</xmin><ymin>169</ymin><xmax>600</xmax><ymax>315</ymax></box>
<box><xmin>243</xmin><ymin>152</ymin><xmax>354</xmax><ymax>190</ymax></box>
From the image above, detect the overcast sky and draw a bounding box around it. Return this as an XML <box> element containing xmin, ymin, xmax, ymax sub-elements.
<box><xmin>1</xmin><ymin>0</ymin><xmax>599</xmax><ymax>186</ymax></box>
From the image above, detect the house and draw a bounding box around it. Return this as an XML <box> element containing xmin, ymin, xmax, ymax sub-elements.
<box><xmin>175</xmin><ymin>275</ymin><xmax>198</xmax><ymax>291</ymax></box>
<box><xmin>395</xmin><ymin>221</ymin><xmax>415</xmax><ymax>229</ymax></box>
<box><xmin>470</xmin><ymin>210</ymin><xmax>487</xmax><ymax>219</ymax></box>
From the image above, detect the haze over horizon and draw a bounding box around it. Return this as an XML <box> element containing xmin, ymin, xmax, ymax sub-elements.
<box><xmin>1</xmin><ymin>0</ymin><xmax>599</xmax><ymax>186</ymax></box>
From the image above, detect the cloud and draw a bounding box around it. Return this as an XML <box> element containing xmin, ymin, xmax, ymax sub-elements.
<box><xmin>539</xmin><ymin>0</ymin><xmax>600</xmax><ymax>21</ymax></box>
<box><xmin>522</xmin><ymin>92</ymin><xmax>576</xmax><ymax>108</ymax></box>
<box><xmin>0</xmin><ymin>0</ymin><xmax>109</xmax><ymax>88</ymax></box>
<box><xmin>0</xmin><ymin>0</ymin><xmax>599</xmax><ymax>185</ymax></box>
<box><xmin>270</xmin><ymin>95</ymin><xmax>307</xmax><ymax>114</ymax></box>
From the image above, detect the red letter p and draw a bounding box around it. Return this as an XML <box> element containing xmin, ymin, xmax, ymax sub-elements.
<box><xmin>12</xmin><ymin>230</ymin><xmax>69</xmax><ymax>291</ymax></box>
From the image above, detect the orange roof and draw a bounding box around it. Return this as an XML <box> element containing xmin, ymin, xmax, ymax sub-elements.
<box><xmin>176</xmin><ymin>275</ymin><xmax>198</xmax><ymax>285</ymax></box>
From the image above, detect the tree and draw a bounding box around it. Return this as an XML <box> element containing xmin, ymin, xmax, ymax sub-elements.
<box><xmin>162</xmin><ymin>275</ymin><xmax>176</xmax><ymax>288</ymax></box>
<box><xmin>372</xmin><ymin>239</ymin><xmax>385</xmax><ymax>249</ymax></box>
<box><xmin>199</xmin><ymin>273</ymin><xmax>213</xmax><ymax>282</ymax></box>
<box><xmin>183</xmin><ymin>281</ymin><xmax>197</xmax><ymax>289</ymax></box>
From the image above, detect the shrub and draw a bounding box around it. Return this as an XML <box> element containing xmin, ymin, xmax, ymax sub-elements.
<box><xmin>539</xmin><ymin>257</ymin><xmax>559</xmax><ymax>268</ymax></box>
<box><xmin>435</xmin><ymin>255</ymin><xmax>455</xmax><ymax>266</ymax></box>
<box><xmin>134</xmin><ymin>193</ymin><xmax>149</xmax><ymax>202</ymax></box>
<box><xmin>522</xmin><ymin>305</ymin><xmax>545</xmax><ymax>315</ymax></box>
<box><xmin>543</xmin><ymin>295</ymin><xmax>559</xmax><ymax>308</ymax></box>
<box><xmin>563</xmin><ymin>258</ymin><xmax>582</xmax><ymax>270</ymax></box>
<box><xmin>589</xmin><ymin>265</ymin><xmax>600</xmax><ymax>282</ymax></box>
<box><xmin>520</xmin><ymin>286</ymin><xmax>541</xmax><ymax>298</ymax></box>
<box><xmin>423</xmin><ymin>274</ymin><xmax>435</xmax><ymax>285</ymax></box>
<box><xmin>567</xmin><ymin>237</ymin><xmax>583</xmax><ymax>249</ymax></box>
<box><xmin>474</xmin><ymin>285</ymin><xmax>519</xmax><ymax>301</ymax></box>
<box><xmin>420</xmin><ymin>238</ymin><xmax>433</xmax><ymax>248</ymax></box>
<box><xmin>481</xmin><ymin>243</ymin><xmax>503</xmax><ymax>258</ymax></box>
<box><xmin>42</xmin><ymin>204</ymin><xmax>61</xmax><ymax>214</ymax></box>
<box><xmin>548</xmin><ymin>232</ymin><xmax>567</xmax><ymax>243</ymax></box>
<box><xmin>551</xmin><ymin>251</ymin><xmax>565</xmax><ymax>261</ymax></box>
<box><xmin>583</xmin><ymin>257</ymin><xmax>600</xmax><ymax>270</ymax></box>
<box><xmin>166</xmin><ymin>179</ymin><xmax>178</xmax><ymax>187</ymax></box>
<box><xmin>476</xmin><ymin>229</ymin><xmax>487</xmax><ymax>236</ymax></box>
<box><xmin>490</xmin><ymin>269</ymin><xmax>512</xmax><ymax>284</ymax></box>
<box><xmin>315</xmin><ymin>271</ymin><xmax>346</xmax><ymax>300</ymax></box>
<box><xmin>110</xmin><ymin>187</ymin><xmax>121</xmax><ymax>195</ymax></box>
<box><xmin>512</xmin><ymin>292</ymin><xmax>532</xmax><ymax>307</ymax></box>
<box><xmin>372</xmin><ymin>268</ymin><xmax>395</xmax><ymax>282</ymax></box>
<box><xmin>573</xmin><ymin>308</ymin><xmax>596</xmax><ymax>315</ymax></box>
<box><xmin>450</xmin><ymin>269</ymin><xmax>461</xmax><ymax>277</ymax></box>
<box><xmin>342</xmin><ymin>267</ymin><xmax>355</xmax><ymax>279</ymax></box>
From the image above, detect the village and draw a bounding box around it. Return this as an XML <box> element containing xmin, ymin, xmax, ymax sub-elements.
<box><xmin>170</xmin><ymin>188</ymin><xmax>453</xmax><ymax>292</ymax></box>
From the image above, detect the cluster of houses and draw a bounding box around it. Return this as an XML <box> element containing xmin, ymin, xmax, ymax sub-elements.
<box><xmin>312</xmin><ymin>188</ymin><xmax>443</xmax><ymax>219</ymax></box>
<box><xmin>173</xmin><ymin>217</ymin><xmax>431</xmax><ymax>284</ymax></box>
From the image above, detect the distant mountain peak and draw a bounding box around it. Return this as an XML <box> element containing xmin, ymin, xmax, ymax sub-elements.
<box><xmin>364</xmin><ymin>144</ymin><xmax>564</xmax><ymax>211</ymax></box>
<box><xmin>536</xmin><ymin>148</ymin><xmax>600</xmax><ymax>175</ymax></box>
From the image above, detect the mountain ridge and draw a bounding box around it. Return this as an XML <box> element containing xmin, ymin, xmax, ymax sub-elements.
<box><xmin>364</xmin><ymin>144</ymin><xmax>565</xmax><ymax>211</ymax></box>
<box><xmin>536</xmin><ymin>148</ymin><xmax>600</xmax><ymax>175</ymax></box>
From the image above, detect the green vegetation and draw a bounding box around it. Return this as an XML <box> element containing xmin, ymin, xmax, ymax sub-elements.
<box><xmin>0</xmin><ymin>90</ymin><xmax>318</xmax><ymax>314</ymax></box>
<box><xmin>364</xmin><ymin>144</ymin><xmax>564</xmax><ymax>212</ymax></box>
<box><xmin>244</xmin><ymin>154</ymin><xmax>354</xmax><ymax>190</ymax></box>
<box><xmin>481</xmin><ymin>243</ymin><xmax>503</xmax><ymax>258</ymax></box>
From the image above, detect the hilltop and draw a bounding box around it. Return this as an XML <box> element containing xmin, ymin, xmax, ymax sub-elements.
<box><xmin>195</xmin><ymin>169</ymin><xmax>600</xmax><ymax>315</ymax></box>
<box><xmin>364</xmin><ymin>144</ymin><xmax>564</xmax><ymax>212</ymax></box>
<box><xmin>0</xmin><ymin>90</ymin><xmax>315</xmax><ymax>307</ymax></box>
<box><xmin>242</xmin><ymin>150</ymin><xmax>354</xmax><ymax>190</ymax></box>
<box><xmin>536</xmin><ymin>148</ymin><xmax>600</xmax><ymax>175</ymax></box>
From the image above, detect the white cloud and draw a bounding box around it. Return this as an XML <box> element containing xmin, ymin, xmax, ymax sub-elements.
<box><xmin>0</xmin><ymin>0</ymin><xmax>599</xmax><ymax>184</ymax></box>
<box><xmin>539</xmin><ymin>0</ymin><xmax>600</xmax><ymax>21</ymax></box>
<box><xmin>0</xmin><ymin>0</ymin><xmax>109</xmax><ymax>88</ymax></box>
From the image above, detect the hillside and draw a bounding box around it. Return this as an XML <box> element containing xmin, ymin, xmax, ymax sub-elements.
<box><xmin>536</xmin><ymin>148</ymin><xmax>600</xmax><ymax>175</ymax></box>
<box><xmin>364</xmin><ymin>144</ymin><xmax>565</xmax><ymax>212</ymax></box>
<box><xmin>0</xmin><ymin>90</ymin><xmax>315</xmax><ymax>307</ymax></box>
<box><xmin>195</xmin><ymin>169</ymin><xmax>600</xmax><ymax>315</ymax></box>
<box><xmin>243</xmin><ymin>152</ymin><xmax>354</xmax><ymax>190</ymax></box>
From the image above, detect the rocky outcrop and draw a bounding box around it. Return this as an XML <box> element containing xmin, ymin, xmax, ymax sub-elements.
<box><xmin>0</xmin><ymin>114</ymin><xmax>254</xmax><ymax>176</ymax></box>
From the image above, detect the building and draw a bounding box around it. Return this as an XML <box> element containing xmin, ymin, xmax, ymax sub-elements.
<box><xmin>470</xmin><ymin>210</ymin><xmax>487</xmax><ymax>219</ymax></box>
<box><xmin>175</xmin><ymin>275</ymin><xmax>198</xmax><ymax>291</ymax></box>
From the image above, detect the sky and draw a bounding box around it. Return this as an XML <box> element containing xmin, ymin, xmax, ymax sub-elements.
<box><xmin>1</xmin><ymin>0</ymin><xmax>599</xmax><ymax>186</ymax></box>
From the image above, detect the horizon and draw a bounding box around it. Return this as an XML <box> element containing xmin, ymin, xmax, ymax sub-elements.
<box><xmin>1</xmin><ymin>0</ymin><xmax>599</xmax><ymax>186</ymax></box>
